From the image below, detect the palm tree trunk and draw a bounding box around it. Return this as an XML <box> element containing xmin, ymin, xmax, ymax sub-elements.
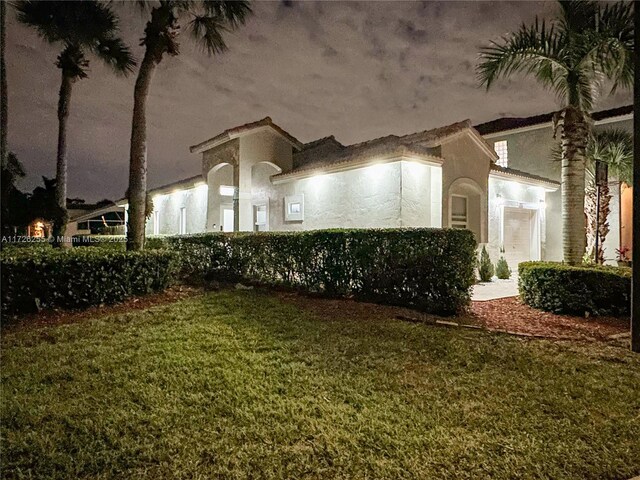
<box><xmin>560</xmin><ymin>106</ymin><xmax>588</xmax><ymax>264</ymax></box>
<box><xmin>1</xmin><ymin>0</ymin><xmax>7</xmax><ymax>168</ymax></box>
<box><xmin>53</xmin><ymin>72</ymin><xmax>73</xmax><ymax>247</ymax></box>
<box><xmin>126</xmin><ymin>50</ymin><xmax>157</xmax><ymax>251</ymax></box>
<box><xmin>585</xmin><ymin>179</ymin><xmax>611</xmax><ymax>263</ymax></box>
<box><xmin>1</xmin><ymin>0</ymin><xmax>9</xmax><ymax>235</ymax></box>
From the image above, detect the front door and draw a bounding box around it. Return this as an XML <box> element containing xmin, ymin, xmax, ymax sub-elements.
<box><xmin>502</xmin><ymin>207</ymin><xmax>535</xmax><ymax>268</ymax></box>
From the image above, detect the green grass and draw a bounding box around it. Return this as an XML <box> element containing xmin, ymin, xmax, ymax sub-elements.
<box><xmin>2</xmin><ymin>290</ymin><xmax>639</xmax><ymax>479</ymax></box>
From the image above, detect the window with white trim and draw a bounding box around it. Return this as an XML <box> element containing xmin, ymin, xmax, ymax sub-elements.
<box><xmin>494</xmin><ymin>140</ymin><xmax>508</xmax><ymax>167</ymax></box>
<box><xmin>284</xmin><ymin>194</ymin><xmax>304</xmax><ymax>222</ymax></box>
<box><xmin>450</xmin><ymin>195</ymin><xmax>468</xmax><ymax>229</ymax></box>
<box><xmin>179</xmin><ymin>207</ymin><xmax>187</xmax><ymax>234</ymax></box>
<box><xmin>153</xmin><ymin>210</ymin><xmax>160</xmax><ymax>235</ymax></box>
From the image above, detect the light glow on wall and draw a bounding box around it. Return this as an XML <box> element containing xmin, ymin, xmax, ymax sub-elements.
<box><xmin>219</xmin><ymin>185</ymin><xmax>234</xmax><ymax>196</ymax></box>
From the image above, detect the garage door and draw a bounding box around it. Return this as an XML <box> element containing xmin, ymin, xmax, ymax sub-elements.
<box><xmin>503</xmin><ymin>207</ymin><xmax>534</xmax><ymax>268</ymax></box>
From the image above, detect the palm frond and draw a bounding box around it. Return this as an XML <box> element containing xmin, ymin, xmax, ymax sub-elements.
<box><xmin>477</xmin><ymin>19</ymin><xmax>568</xmax><ymax>91</ymax></box>
<box><xmin>14</xmin><ymin>0</ymin><xmax>136</xmax><ymax>76</ymax></box>
<box><xmin>557</xmin><ymin>0</ymin><xmax>599</xmax><ymax>33</ymax></box>
<box><xmin>12</xmin><ymin>1</ymin><xmax>68</xmax><ymax>43</ymax></box>
<box><xmin>200</xmin><ymin>1</ymin><xmax>252</xmax><ymax>29</ymax></box>
<box><xmin>92</xmin><ymin>37</ymin><xmax>136</xmax><ymax>75</ymax></box>
<box><xmin>188</xmin><ymin>14</ymin><xmax>227</xmax><ymax>55</ymax></box>
<box><xmin>56</xmin><ymin>44</ymin><xmax>89</xmax><ymax>80</ymax></box>
<box><xmin>591</xmin><ymin>1</ymin><xmax>634</xmax><ymax>93</ymax></box>
<box><xmin>186</xmin><ymin>1</ymin><xmax>251</xmax><ymax>56</ymax></box>
<box><xmin>588</xmin><ymin>129</ymin><xmax>633</xmax><ymax>183</ymax></box>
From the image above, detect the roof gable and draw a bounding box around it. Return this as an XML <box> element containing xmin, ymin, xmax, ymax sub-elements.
<box><xmin>190</xmin><ymin>117</ymin><xmax>303</xmax><ymax>154</ymax></box>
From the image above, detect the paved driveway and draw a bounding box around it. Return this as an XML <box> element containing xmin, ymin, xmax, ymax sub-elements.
<box><xmin>472</xmin><ymin>278</ymin><xmax>519</xmax><ymax>301</ymax></box>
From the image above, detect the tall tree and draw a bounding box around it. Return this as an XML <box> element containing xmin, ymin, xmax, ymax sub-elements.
<box><xmin>584</xmin><ymin>129</ymin><xmax>633</xmax><ymax>263</ymax></box>
<box><xmin>1</xmin><ymin>152</ymin><xmax>27</xmax><ymax>235</ymax></box>
<box><xmin>126</xmin><ymin>0</ymin><xmax>251</xmax><ymax>251</ymax></box>
<box><xmin>14</xmin><ymin>1</ymin><xmax>135</xmax><ymax>246</ymax></box>
<box><xmin>1</xmin><ymin>1</ymin><xmax>8</xmax><ymax>169</ymax></box>
<box><xmin>477</xmin><ymin>0</ymin><xmax>634</xmax><ymax>264</ymax></box>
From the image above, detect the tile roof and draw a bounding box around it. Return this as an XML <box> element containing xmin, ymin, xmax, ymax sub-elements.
<box><xmin>190</xmin><ymin>117</ymin><xmax>303</xmax><ymax>153</ymax></box>
<box><xmin>475</xmin><ymin>105</ymin><xmax>633</xmax><ymax>136</ymax></box>
<box><xmin>283</xmin><ymin>120</ymin><xmax>478</xmax><ymax>177</ymax></box>
<box><xmin>490</xmin><ymin>164</ymin><xmax>560</xmax><ymax>189</ymax></box>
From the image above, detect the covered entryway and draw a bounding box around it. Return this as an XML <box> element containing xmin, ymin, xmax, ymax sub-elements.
<box><xmin>502</xmin><ymin>207</ymin><xmax>538</xmax><ymax>268</ymax></box>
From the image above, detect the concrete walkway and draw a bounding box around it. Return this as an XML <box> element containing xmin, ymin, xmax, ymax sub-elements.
<box><xmin>471</xmin><ymin>278</ymin><xmax>519</xmax><ymax>301</ymax></box>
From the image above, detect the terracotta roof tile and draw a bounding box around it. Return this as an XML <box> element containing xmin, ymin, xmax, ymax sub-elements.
<box><xmin>190</xmin><ymin>117</ymin><xmax>303</xmax><ymax>153</ymax></box>
<box><xmin>490</xmin><ymin>164</ymin><xmax>559</xmax><ymax>188</ymax></box>
<box><xmin>475</xmin><ymin>105</ymin><xmax>632</xmax><ymax>136</ymax></box>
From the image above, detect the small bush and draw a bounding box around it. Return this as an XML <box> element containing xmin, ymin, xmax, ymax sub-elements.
<box><xmin>477</xmin><ymin>246</ymin><xmax>494</xmax><ymax>282</ymax></box>
<box><xmin>518</xmin><ymin>261</ymin><xmax>631</xmax><ymax>316</ymax></box>
<box><xmin>149</xmin><ymin>229</ymin><xmax>477</xmax><ymax>315</ymax></box>
<box><xmin>495</xmin><ymin>257</ymin><xmax>511</xmax><ymax>279</ymax></box>
<box><xmin>1</xmin><ymin>248</ymin><xmax>177</xmax><ymax>316</ymax></box>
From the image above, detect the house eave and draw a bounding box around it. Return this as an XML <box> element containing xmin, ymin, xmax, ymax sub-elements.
<box><xmin>272</xmin><ymin>153</ymin><xmax>443</xmax><ymax>185</ymax></box>
<box><xmin>482</xmin><ymin>113</ymin><xmax>633</xmax><ymax>138</ymax></box>
<box><xmin>489</xmin><ymin>168</ymin><xmax>559</xmax><ymax>192</ymax></box>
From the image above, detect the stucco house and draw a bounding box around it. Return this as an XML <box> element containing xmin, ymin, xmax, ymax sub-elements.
<box><xmin>116</xmin><ymin>115</ymin><xmax>556</xmax><ymax>268</ymax></box>
<box><xmin>116</xmin><ymin>105</ymin><xmax>631</xmax><ymax>267</ymax></box>
<box><xmin>475</xmin><ymin>104</ymin><xmax>633</xmax><ymax>263</ymax></box>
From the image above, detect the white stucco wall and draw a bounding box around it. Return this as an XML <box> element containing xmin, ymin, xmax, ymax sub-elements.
<box><xmin>439</xmin><ymin>134</ymin><xmax>492</xmax><ymax>243</ymax></box>
<box><xmin>207</xmin><ymin>165</ymin><xmax>234</xmax><ymax>232</ymax></box>
<box><xmin>401</xmin><ymin>161</ymin><xmax>442</xmax><ymax>227</ymax></box>
<box><xmin>269</xmin><ymin>162</ymin><xmax>402</xmax><ymax>230</ymax></box>
<box><xmin>263</xmin><ymin>161</ymin><xmax>442</xmax><ymax>231</ymax></box>
<box><xmin>237</xmin><ymin>130</ymin><xmax>293</xmax><ymax>231</ymax></box>
<box><xmin>146</xmin><ymin>184</ymin><xmax>208</xmax><ymax>235</ymax></box>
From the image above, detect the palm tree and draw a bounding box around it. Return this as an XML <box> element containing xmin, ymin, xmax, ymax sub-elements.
<box><xmin>1</xmin><ymin>0</ymin><xmax>8</xmax><ymax>169</ymax></box>
<box><xmin>1</xmin><ymin>152</ymin><xmax>26</xmax><ymax>235</ymax></box>
<box><xmin>477</xmin><ymin>0</ymin><xmax>634</xmax><ymax>264</ymax></box>
<box><xmin>14</xmin><ymin>1</ymin><xmax>135</xmax><ymax>246</ymax></box>
<box><xmin>584</xmin><ymin>129</ymin><xmax>633</xmax><ymax>263</ymax></box>
<box><xmin>126</xmin><ymin>1</ymin><xmax>252</xmax><ymax>251</ymax></box>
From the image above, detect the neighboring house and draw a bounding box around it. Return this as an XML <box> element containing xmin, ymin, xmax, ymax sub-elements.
<box><xmin>65</xmin><ymin>204</ymin><xmax>125</xmax><ymax>237</ymax></box>
<box><xmin>118</xmin><ymin>116</ymin><xmax>564</xmax><ymax>267</ymax></box>
<box><xmin>475</xmin><ymin>105</ymin><xmax>633</xmax><ymax>263</ymax></box>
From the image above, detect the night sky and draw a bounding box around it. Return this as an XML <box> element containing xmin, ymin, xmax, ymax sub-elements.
<box><xmin>5</xmin><ymin>1</ymin><xmax>633</xmax><ymax>201</ymax></box>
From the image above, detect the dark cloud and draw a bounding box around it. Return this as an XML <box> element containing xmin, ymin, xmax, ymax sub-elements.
<box><xmin>5</xmin><ymin>1</ymin><xmax>632</xmax><ymax>201</ymax></box>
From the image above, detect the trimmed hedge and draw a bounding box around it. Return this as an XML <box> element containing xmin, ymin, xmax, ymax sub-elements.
<box><xmin>1</xmin><ymin>239</ymin><xmax>52</xmax><ymax>253</ymax></box>
<box><xmin>72</xmin><ymin>235</ymin><xmax>126</xmax><ymax>251</ymax></box>
<box><xmin>149</xmin><ymin>228</ymin><xmax>477</xmax><ymax>315</ymax></box>
<box><xmin>1</xmin><ymin>248</ymin><xmax>177</xmax><ymax>316</ymax></box>
<box><xmin>519</xmin><ymin>261</ymin><xmax>631</xmax><ymax>316</ymax></box>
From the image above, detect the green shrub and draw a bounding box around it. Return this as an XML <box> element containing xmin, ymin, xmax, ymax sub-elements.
<box><xmin>518</xmin><ymin>262</ymin><xmax>631</xmax><ymax>316</ymax></box>
<box><xmin>72</xmin><ymin>235</ymin><xmax>126</xmax><ymax>251</ymax></box>
<box><xmin>150</xmin><ymin>228</ymin><xmax>477</xmax><ymax>315</ymax></box>
<box><xmin>1</xmin><ymin>239</ymin><xmax>52</xmax><ymax>253</ymax></box>
<box><xmin>495</xmin><ymin>256</ymin><xmax>511</xmax><ymax>279</ymax></box>
<box><xmin>1</xmin><ymin>248</ymin><xmax>177</xmax><ymax>316</ymax></box>
<box><xmin>477</xmin><ymin>246</ymin><xmax>494</xmax><ymax>282</ymax></box>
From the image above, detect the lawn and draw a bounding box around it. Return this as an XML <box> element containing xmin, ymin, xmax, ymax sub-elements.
<box><xmin>2</xmin><ymin>290</ymin><xmax>639</xmax><ymax>479</ymax></box>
